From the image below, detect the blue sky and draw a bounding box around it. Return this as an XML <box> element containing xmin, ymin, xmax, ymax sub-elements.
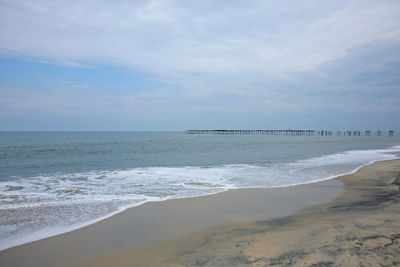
<box><xmin>0</xmin><ymin>0</ymin><xmax>399</xmax><ymax>130</ymax></box>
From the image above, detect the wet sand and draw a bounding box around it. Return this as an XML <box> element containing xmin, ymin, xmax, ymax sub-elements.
<box><xmin>88</xmin><ymin>159</ymin><xmax>400</xmax><ymax>267</ymax></box>
<box><xmin>1</xmin><ymin>159</ymin><xmax>399</xmax><ymax>266</ymax></box>
<box><xmin>0</xmin><ymin>176</ymin><xmax>343</xmax><ymax>266</ymax></box>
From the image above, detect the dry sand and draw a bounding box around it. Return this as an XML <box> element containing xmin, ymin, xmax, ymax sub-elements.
<box><xmin>88</xmin><ymin>159</ymin><xmax>400</xmax><ymax>267</ymax></box>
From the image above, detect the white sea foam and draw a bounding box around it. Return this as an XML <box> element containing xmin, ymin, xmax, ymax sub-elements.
<box><xmin>0</xmin><ymin>145</ymin><xmax>399</xmax><ymax>251</ymax></box>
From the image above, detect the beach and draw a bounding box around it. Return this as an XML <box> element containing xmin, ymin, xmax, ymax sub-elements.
<box><xmin>1</xmin><ymin>0</ymin><xmax>400</xmax><ymax>265</ymax></box>
<box><xmin>0</xmin><ymin>159</ymin><xmax>398</xmax><ymax>266</ymax></box>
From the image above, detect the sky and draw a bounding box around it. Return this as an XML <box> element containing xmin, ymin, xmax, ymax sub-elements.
<box><xmin>0</xmin><ymin>0</ymin><xmax>399</xmax><ymax>131</ymax></box>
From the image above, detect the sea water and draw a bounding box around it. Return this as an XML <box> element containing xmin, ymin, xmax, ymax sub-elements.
<box><xmin>1</xmin><ymin>131</ymin><xmax>399</xmax><ymax>250</ymax></box>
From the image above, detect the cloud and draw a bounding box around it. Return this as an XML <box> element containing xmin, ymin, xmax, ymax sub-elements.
<box><xmin>1</xmin><ymin>0</ymin><xmax>399</xmax><ymax>75</ymax></box>
<box><xmin>1</xmin><ymin>0</ymin><xmax>399</xmax><ymax>130</ymax></box>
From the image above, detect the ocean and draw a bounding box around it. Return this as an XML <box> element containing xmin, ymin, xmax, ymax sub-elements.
<box><xmin>1</xmin><ymin>131</ymin><xmax>399</xmax><ymax>250</ymax></box>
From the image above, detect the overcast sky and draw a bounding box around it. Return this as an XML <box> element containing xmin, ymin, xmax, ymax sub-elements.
<box><xmin>0</xmin><ymin>0</ymin><xmax>399</xmax><ymax>130</ymax></box>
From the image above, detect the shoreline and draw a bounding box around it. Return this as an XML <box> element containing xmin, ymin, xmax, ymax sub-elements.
<box><xmin>0</xmin><ymin>159</ymin><xmax>399</xmax><ymax>266</ymax></box>
<box><xmin>0</xmin><ymin>173</ymin><xmax>344</xmax><ymax>266</ymax></box>
<box><xmin>90</xmin><ymin>159</ymin><xmax>400</xmax><ymax>267</ymax></box>
<box><xmin>1</xmin><ymin>157</ymin><xmax>395</xmax><ymax>253</ymax></box>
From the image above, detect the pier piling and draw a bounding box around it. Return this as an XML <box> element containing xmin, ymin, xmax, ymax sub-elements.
<box><xmin>184</xmin><ymin>129</ymin><xmax>393</xmax><ymax>137</ymax></box>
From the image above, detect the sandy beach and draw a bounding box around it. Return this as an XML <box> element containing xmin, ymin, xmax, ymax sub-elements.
<box><xmin>1</xmin><ymin>159</ymin><xmax>399</xmax><ymax>266</ymax></box>
<box><xmin>2</xmin><ymin>1</ymin><xmax>399</xmax><ymax>266</ymax></box>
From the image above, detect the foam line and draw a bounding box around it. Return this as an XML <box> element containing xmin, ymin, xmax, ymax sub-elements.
<box><xmin>0</xmin><ymin>145</ymin><xmax>399</xmax><ymax>251</ymax></box>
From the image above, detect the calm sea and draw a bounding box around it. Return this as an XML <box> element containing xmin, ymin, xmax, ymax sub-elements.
<box><xmin>1</xmin><ymin>131</ymin><xmax>399</xmax><ymax>250</ymax></box>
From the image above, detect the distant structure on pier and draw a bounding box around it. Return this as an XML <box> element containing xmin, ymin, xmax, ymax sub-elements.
<box><xmin>184</xmin><ymin>129</ymin><xmax>395</xmax><ymax>137</ymax></box>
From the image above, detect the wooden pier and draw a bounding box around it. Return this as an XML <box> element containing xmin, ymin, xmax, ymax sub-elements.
<box><xmin>184</xmin><ymin>129</ymin><xmax>395</xmax><ymax>136</ymax></box>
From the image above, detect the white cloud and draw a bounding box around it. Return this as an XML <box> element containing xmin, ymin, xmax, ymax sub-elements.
<box><xmin>1</xmin><ymin>0</ymin><xmax>399</xmax><ymax>75</ymax></box>
<box><xmin>1</xmin><ymin>0</ymin><xmax>400</xmax><ymax>130</ymax></box>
